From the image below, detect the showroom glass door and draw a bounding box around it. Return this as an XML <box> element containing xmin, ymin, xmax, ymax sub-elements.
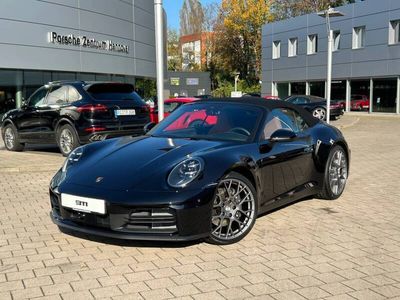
<box><xmin>372</xmin><ymin>78</ymin><xmax>397</xmax><ymax>113</ymax></box>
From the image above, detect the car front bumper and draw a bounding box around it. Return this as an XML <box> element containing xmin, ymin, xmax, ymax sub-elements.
<box><xmin>49</xmin><ymin>185</ymin><xmax>215</xmax><ymax>241</ymax></box>
<box><xmin>330</xmin><ymin>107</ymin><xmax>344</xmax><ymax>116</ymax></box>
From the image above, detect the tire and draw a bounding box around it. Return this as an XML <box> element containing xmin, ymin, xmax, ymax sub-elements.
<box><xmin>206</xmin><ymin>172</ymin><xmax>258</xmax><ymax>245</ymax></box>
<box><xmin>2</xmin><ymin>124</ymin><xmax>24</xmax><ymax>152</ymax></box>
<box><xmin>312</xmin><ymin>107</ymin><xmax>327</xmax><ymax>121</ymax></box>
<box><xmin>318</xmin><ymin>145</ymin><xmax>348</xmax><ymax>200</ymax></box>
<box><xmin>57</xmin><ymin>124</ymin><xmax>80</xmax><ymax>157</ymax></box>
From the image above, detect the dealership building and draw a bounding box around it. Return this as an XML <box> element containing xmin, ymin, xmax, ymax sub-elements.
<box><xmin>262</xmin><ymin>0</ymin><xmax>400</xmax><ymax>114</ymax></box>
<box><xmin>0</xmin><ymin>0</ymin><xmax>157</xmax><ymax>116</ymax></box>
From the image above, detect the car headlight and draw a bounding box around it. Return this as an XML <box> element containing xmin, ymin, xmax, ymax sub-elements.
<box><xmin>167</xmin><ymin>157</ymin><xmax>204</xmax><ymax>188</ymax></box>
<box><xmin>61</xmin><ymin>146</ymin><xmax>84</xmax><ymax>172</ymax></box>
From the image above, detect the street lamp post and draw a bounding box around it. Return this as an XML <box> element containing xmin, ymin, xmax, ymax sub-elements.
<box><xmin>318</xmin><ymin>7</ymin><xmax>344</xmax><ymax>124</ymax></box>
<box><xmin>154</xmin><ymin>0</ymin><xmax>164</xmax><ymax>122</ymax></box>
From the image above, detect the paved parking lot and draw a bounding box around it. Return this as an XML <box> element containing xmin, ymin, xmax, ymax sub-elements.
<box><xmin>1</xmin><ymin>115</ymin><xmax>400</xmax><ymax>300</ymax></box>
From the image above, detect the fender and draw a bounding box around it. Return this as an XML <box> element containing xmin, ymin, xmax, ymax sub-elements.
<box><xmin>55</xmin><ymin>116</ymin><xmax>84</xmax><ymax>144</ymax></box>
<box><xmin>55</xmin><ymin>117</ymin><xmax>75</xmax><ymax>131</ymax></box>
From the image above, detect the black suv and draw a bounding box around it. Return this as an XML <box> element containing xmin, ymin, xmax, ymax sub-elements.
<box><xmin>1</xmin><ymin>81</ymin><xmax>150</xmax><ymax>156</ymax></box>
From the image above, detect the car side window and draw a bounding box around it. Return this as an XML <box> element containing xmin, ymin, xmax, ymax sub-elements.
<box><xmin>291</xmin><ymin>109</ymin><xmax>309</xmax><ymax>132</ymax></box>
<box><xmin>68</xmin><ymin>86</ymin><xmax>82</xmax><ymax>103</ymax></box>
<box><xmin>29</xmin><ymin>88</ymin><xmax>48</xmax><ymax>107</ymax></box>
<box><xmin>262</xmin><ymin>108</ymin><xmax>308</xmax><ymax>139</ymax></box>
<box><xmin>293</xmin><ymin>97</ymin><xmax>310</xmax><ymax>104</ymax></box>
<box><xmin>46</xmin><ymin>85</ymin><xmax>68</xmax><ymax>106</ymax></box>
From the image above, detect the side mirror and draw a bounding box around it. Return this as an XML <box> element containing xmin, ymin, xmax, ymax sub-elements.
<box><xmin>144</xmin><ymin>122</ymin><xmax>156</xmax><ymax>134</ymax></box>
<box><xmin>269</xmin><ymin>129</ymin><xmax>297</xmax><ymax>142</ymax></box>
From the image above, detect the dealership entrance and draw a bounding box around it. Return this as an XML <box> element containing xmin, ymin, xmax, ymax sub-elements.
<box><xmin>273</xmin><ymin>77</ymin><xmax>400</xmax><ymax>114</ymax></box>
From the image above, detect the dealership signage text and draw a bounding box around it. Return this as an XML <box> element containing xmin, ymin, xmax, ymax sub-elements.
<box><xmin>48</xmin><ymin>32</ymin><xmax>129</xmax><ymax>54</ymax></box>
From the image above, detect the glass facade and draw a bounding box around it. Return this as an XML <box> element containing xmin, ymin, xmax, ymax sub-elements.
<box><xmin>331</xmin><ymin>80</ymin><xmax>346</xmax><ymax>101</ymax></box>
<box><xmin>277</xmin><ymin>83</ymin><xmax>289</xmax><ymax>99</ymax></box>
<box><xmin>309</xmin><ymin>81</ymin><xmax>325</xmax><ymax>97</ymax></box>
<box><xmin>372</xmin><ymin>78</ymin><xmax>397</xmax><ymax>113</ymax></box>
<box><xmin>291</xmin><ymin>82</ymin><xmax>306</xmax><ymax>95</ymax></box>
<box><xmin>274</xmin><ymin>78</ymin><xmax>399</xmax><ymax>114</ymax></box>
<box><xmin>0</xmin><ymin>69</ymin><xmax>137</xmax><ymax>117</ymax></box>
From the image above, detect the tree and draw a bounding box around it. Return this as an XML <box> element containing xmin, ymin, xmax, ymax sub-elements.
<box><xmin>167</xmin><ymin>28</ymin><xmax>181</xmax><ymax>71</ymax></box>
<box><xmin>213</xmin><ymin>0</ymin><xmax>273</xmax><ymax>86</ymax></box>
<box><xmin>180</xmin><ymin>0</ymin><xmax>204</xmax><ymax>35</ymax></box>
<box><xmin>272</xmin><ymin>0</ymin><xmax>355</xmax><ymax>19</ymax></box>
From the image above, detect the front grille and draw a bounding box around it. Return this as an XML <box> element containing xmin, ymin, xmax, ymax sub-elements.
<box><xmin>124</xmin><ymin>208</ymin><xmax>177</xmax><ymax>234</ymax></box>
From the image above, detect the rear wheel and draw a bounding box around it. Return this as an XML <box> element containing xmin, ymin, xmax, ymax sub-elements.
<box><xmin>312</xmin><ymin>107</ymin><xmax>327</xmax><ymax>121</ymax></box>
<box><xmin>318</xmin><ymin>145</ymin><xmax>348</xmax><ymax>200</ymax></box>
<box><xmin>206</xmin><ymin>172</ymin><xmax>257</xmax><ymax>245</ymax></box>
<box><xmin>57</xmin><ymin>124</ymin><xmax>80</xmax><ymax>156</ymax></box>
<box><xmin>2</xmin><ymin>124</ymin><xmax>24</xmax><ymax>151</ymax></box>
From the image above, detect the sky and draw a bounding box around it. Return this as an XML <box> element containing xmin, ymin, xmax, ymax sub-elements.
<box><xmin>164</xmin><ymin>0</ymin><xmax>220</xmax><ymax>31</ymax></box>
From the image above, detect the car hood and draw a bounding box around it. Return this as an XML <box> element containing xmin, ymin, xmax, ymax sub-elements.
<box><xmin>65</xmin><ymin>135</ymin><xmax>234</xmax><ymax>191</ymax></box>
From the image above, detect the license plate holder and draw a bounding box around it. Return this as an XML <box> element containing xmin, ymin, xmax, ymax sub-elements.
<box><xmin>61</xmin><ymin>194</ymin><xmax>106</xmax><ymax>215</ymax></box>
<box><xmin>115</xmin><ymin>109</ymin><xmax>136</xmax><ymax>117</ymax></box>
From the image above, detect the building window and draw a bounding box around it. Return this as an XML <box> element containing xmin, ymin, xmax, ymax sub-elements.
<box><xmin>333</xmin><ymin>31</ymin><xmax>341</xmax><ymax>51</ymax></box>
<box><xmin>353</xmin><ymin>26</ymin><xmax>365</xmax><ymax>49</ymax></box>
<box><xmin>288</xmin><ymin>38</ymin><xmax>298</xmax><ymax>57</ymax></box>
<box><xmin>389</xmin><ymin>20</ymin><xmax>400</xmax><ymax>44</ymax></box>
<box><xmin>307</xmin><ymin>34</ymin><xmax>318</xmax><ymax>55</ymax></box>
<box><xmin>272</xmin><ymin>41</ymin><xmax>281</xmax><ymax>59</ymax></box>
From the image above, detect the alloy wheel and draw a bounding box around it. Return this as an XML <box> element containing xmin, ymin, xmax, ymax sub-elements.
<box><xmin>313</xmin><ymin>108</ymin><xmax>326</xmax><ymax>120</ymax></box>
<box><xmin>60</xmin><ymin>128</ymin><xmax>73</xmax><ymax>154</ymax></box>
<box><xmin>328</xmin><ymin>148</ymin><xmax>348</xmax><ymax>196</ymax></box>
<box><xmin>211</xmin><ymin>178</ymin><xmax>255</xmax><ymax>241</ymax></box>
<box><xmin>4</xmin><ymin>127</ymin><xmax>15</xmax><ymax>149</ymax></box>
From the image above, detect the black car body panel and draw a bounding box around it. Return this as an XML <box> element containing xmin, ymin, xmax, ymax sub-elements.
<box><xmin>1</xmin><ymin>81</ymin><xmax>150</xmax><ymax>150</ymax></box>
<box><xmin>49</xmin><ymin>98</ymin><xmax>350</xmax><ymax>241</ymax></box>
<box><xmin>284</xmin><ymin>95</ymin><xmax>344</xmax><ymax>117</ymax></box>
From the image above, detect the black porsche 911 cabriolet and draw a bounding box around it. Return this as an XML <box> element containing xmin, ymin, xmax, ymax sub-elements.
<box><xmin>49</xmin><ymin>98</ymin><xmax>350</xmax><ymax>245</ymax></box>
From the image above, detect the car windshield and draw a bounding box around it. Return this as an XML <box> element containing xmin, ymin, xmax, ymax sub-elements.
<box><xmin>164</xmin><ymin>102</ymin><xmax>182</xmax><ymax>113</ymax></box>
<box><xmin>149</xmin><ymin>102</ymin><xmax>263</xmax><ymax>142</ymax></box>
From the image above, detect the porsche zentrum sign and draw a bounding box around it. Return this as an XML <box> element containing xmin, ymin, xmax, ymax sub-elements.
<box><xmin>48</xmin><ymin>32</ymin><xmax>129</xmax><ymax>54</ymax></box>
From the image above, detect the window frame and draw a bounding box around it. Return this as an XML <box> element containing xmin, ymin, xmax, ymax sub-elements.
<box><xmin>68</xmin><ymin>86</ymin><xmax>82</xmax><ymax>103</ymax></box>
<box><xmin>307</xmin><ymin>34</ymin><xmax>318</xmax><ymax>55</ymax></box>
<box><xmin>288</xmin><ymin>38</ymin><xmax>298</xmax><ymax>57</ymax></box>
<box><xmin>45</xmin><ymin>85</ymin><xmax>69</xmax><ymax>106</ymax></box>
<box><xmin>333</xmin><ymin>30</ymin><xmax>341</xmax><ymax>51</ymax></box>
<box><xmin>272</xmin><ymin>40</ymin><xmax>281</xmax><ymax>59</ymax></box>
<box><xmin>260</xmin><ymin>107</ymin><xmax>309</xmax><ymax>141</ymax></box>
<box><xmin>28</xmin><ymin>87</ymin><xmax>48</xmax><ymax>108</ymax></box>
<box><xmin>389</xmin><ymin>20</ymin><xmax>400</xmax><ymax>45</ymax></box>
<box><xmin>353</xmin><ymin>26</ymin><xmax>366</xmax><ymax>49</ymax></box>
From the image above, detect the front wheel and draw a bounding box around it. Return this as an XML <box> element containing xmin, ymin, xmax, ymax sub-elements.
<box><xmin>312</xmin><ymin>107</ymin><xmax>327</xmax><ymax>121</ymax></box>
<box><xmin>318</xmin><ymin>145</ymin><xmax>348</xmax><ymax>200</ymax></box>
<box><xmin>57</xmin><ymin>124</ymin><xmax>80</xmax><ymax>156</ymax></box>
<box><xmin>206</xmin><ymin>172</ymin><xmax>258</xmax><ymax>245</ymax></box>
<box><xmin>2</xmin><ymin>124</ymin><xmax>24</xmax><ymax>152</ymax></box>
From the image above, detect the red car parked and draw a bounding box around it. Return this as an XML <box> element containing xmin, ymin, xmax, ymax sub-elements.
<box><xmin>351</xmin><ymin>95</ymin><xmax>369</xmax><ymax>111</ymax></box>
<box><xmin>263</xmin><ymin>95</ymin><xmax>281</xmax><ymax>100</ymax></box>
<box><xmin>150</xmin><ymin>97</ymin><xmax>200</xmax><ymax>123</ymax></box>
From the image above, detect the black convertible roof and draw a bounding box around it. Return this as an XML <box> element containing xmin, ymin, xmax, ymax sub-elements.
<box><xmin>201</xmin><ymin>97</ymin><xmax>320</xmax><ymax>126</ymax></box>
